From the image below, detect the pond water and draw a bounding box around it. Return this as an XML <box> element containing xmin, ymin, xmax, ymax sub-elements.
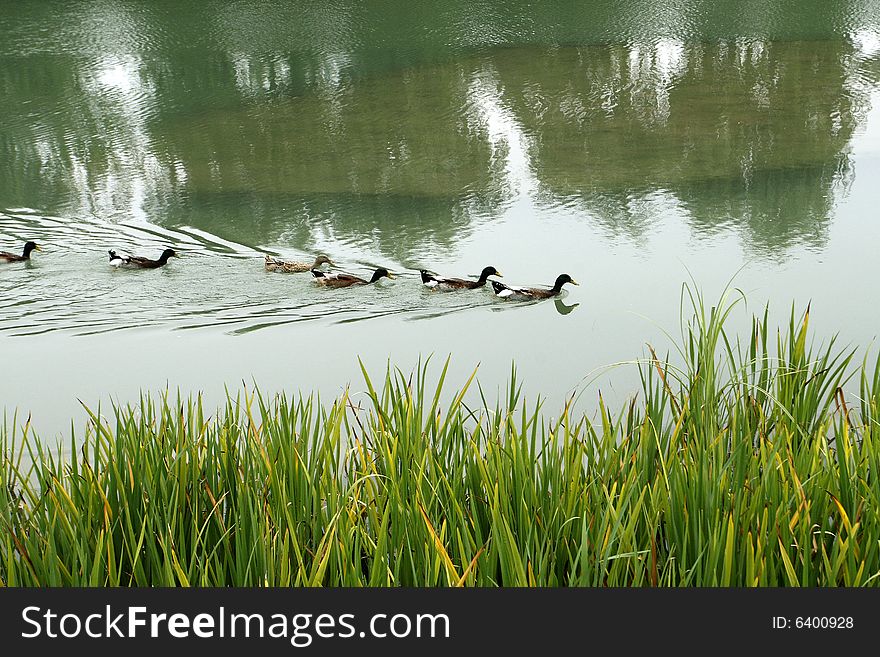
<box><xmin>2</xmin><ymin>1</ymin><xmax>880</xmax><ymax>437</ymax></box>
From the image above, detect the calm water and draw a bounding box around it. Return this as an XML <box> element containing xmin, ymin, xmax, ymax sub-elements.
<box><xmin>3</xmin><ymin>1</ymin><xmax>880</xmax><ymax>436</ymax></box>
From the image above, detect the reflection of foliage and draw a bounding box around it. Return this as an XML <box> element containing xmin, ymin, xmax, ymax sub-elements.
<box><xmin>497</xmin><ymin>41</ymin><xmax>867</xmax><ymax>188</ymax></box>
<box><xmin>158</xmin><ymin>56</ymin><xmax>510</xmax><ymax>258</ymax></box>
<box><xmin>678</xmin><ymin>164</ymin><xmax>849</xmax><ymax>257</ymax></box>
<box><xmin>0</xmin><ymin>0</ymin><xmax>877</xmax><ymax>259</ymax></box>
<box><xmin>493</xmin><ymin>41</ymin><xmax>870</xmax><ymax>250</ymax></box>
<box><xmin>174</xmin><ymin>191</ymin><xmax>490</xmax><ymax>264</ymax></box>
<box><xmin>0</xmin><ymin>56</ymin><xmax>185</xmax><ymax>219</ymax></box>
<box><xmin>568</xmin><ymin>163</ymin><xmax>847</xmax><ymax>254</ymax></box>
<box><xmin>163</xmin><ymin>62</ymin><xmax>504</xmax><ymax>199</ymax></box>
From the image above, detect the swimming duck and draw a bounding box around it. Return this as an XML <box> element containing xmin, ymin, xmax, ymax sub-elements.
<box><xmin>491</xmin><ymin>274</ymin><xmax>578</xmax><ymax>300</ymax></box>
<box><xmin>311</xmin><ymin>267</ymin><xmax>394</xmax><ymax>288</ymax></box>
<box><xmin>419</xmin><ymin>266</ymin><xmax>501</xmax><ymax>290</ymax></box>
<box><xmin>1</xmin><ymin>241</ymin><xmax>41</xmax><ymax>263</ymax></box>
<box><xmin>265</xmin><ymin>254</ymin><xmax>333</xmax><ymax>273</ymax></box>
<box><xmin>109</xmin><ymin>248</ymin><xmax>178</xmax><ymax>269</ymax></box>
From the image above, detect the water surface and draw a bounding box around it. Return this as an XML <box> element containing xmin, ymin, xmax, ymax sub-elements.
<box><xmin>3</xmin><ymin>1</ymin><xmax>880</xmax><ymax>435</ymax></box>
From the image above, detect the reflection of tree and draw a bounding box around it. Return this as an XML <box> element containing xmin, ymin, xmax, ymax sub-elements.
<box><xmin>2</xmin><ymin>0</ymin><xmax>879</xmax><ymax>259</ymax></box>
<box><xmin>160</xmin><ymin>60</ymin><xmax>507</xmax><ymax>257</ymax></box>
<box><xmin>171</xmin><ymin>190</ymin><xmax>496</xmax><ymax>265</ymax></box>
<box><xmin>0</xmin><ymin>55</ymin><xmax>180</xmax><ymax>222</ymax></box>
<box><xmin>678</xmin><ymin>164</ymin><xmax>850</xmax><ymax>256</ymax></box>
<box><xmin>493</xmin><ymin>40</ymin><xmax>871</xmax><ymax>251</ymax></box>
<box><xmin>164</xmin><ymin>61</ymin><xmax>503</xmax><ymax>198</ymax></box>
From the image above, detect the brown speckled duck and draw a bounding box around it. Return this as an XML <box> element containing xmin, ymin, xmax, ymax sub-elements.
<box><xmin>265</xmin><ymin>254</ymin><xmax>333</xmax><ymax>273</ymax></box>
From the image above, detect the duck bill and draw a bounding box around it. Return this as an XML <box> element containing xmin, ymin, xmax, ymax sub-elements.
<box><xmin>570</xmin><ymin>279</ymin><xmax>579</xmax><ymax>285</ymax></box>
<box><xmin>386</xmin><ymin>273</ymin><xmax>396</xmax><ymax>279</ymax></box>
<box><xmin>34</xmin><ymin>245</ymin><xmax>43</xmax><ymax>251</ymax></box>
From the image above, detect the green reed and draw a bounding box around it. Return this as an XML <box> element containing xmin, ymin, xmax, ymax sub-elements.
<box><xmin>2</xmin><ymin>287</ymin><xmax>879</xmax><ymax>586</ymax></box>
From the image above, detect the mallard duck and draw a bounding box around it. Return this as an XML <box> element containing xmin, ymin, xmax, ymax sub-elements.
<box><xmin>491</xmin><ymin>274</ymin><xmax>578</xmax><ymax>300</ymax></box>
<box><xmin>265</xmin><ymin>254</ymin><xmax>333</xmax><ymax>273</ymax></box>
<box><xmin>311</xmin><ymin>267</ymin><xmax>394</xmax><ymax>288</ymax></box>
<box><xmin>109</xmin><ymin>248</ymin><xmax>178</xmax><ymax>269</ymax></box>
<box><xmin>419</xmin><ymin>266</ymin><xmax>501</xmax><ymax>290</ymax></box>
<box><xmin>0</xmin><ymin>241</ymin><xmax>41</xmax><ymax>263</ymax></box>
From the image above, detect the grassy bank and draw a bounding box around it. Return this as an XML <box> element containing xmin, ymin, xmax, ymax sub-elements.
<box><xmin>2</xmin><ymin>289</ymin><xmax>880</xmax><ymax>586</ymax></box>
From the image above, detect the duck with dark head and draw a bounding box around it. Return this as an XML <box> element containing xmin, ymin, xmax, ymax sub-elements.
<box><xmin>491</xmin><ymin>273</ymin><xmax>578</xmax><ymax>300</ymax></box>
<box><xmin>312</xmin><ymin>267</ymin><xmax>394</xmax><ymax>288</ymax></box>
<box><xmin>420</xmin><ymin>265</ymin><xmax>502</xmax><ymax>290</ymax></box>
<box><xmin>1</xmin><ymin>241</ymin><xmax>41</xmax><ymax>263</ymax></box>
<box><xmin>109</xmin><ymin>248</ymin><xmax>178</xmax><ymax>269</ymax></box>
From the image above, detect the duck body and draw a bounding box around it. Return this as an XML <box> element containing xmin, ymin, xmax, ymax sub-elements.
<box><xmin>1</xmin><ymin>241</ymin><xmax>41</xmax><ymax>263</ymax></box>
<box><xmin>312</xmin><ymin>267</ymin><xmax>393</xmax><ymax>288</ymax></box>
<box><xmin>491</xmin><ymin>274</ymin><xmax>578</xmax><ymax>300</ymax></box>
<box><xmin>265</xmin><ymin>254</ymin><xmax>332</xmax><ymax>273</ymax></box>
<box><xmin>109</xmin><ymin>248</ymin><xmax>177</xmax><ymax>269</ymax></box>
<box><xmin>420</xmin><ymin>266</ymin><xmax>501</xmax><ymax>290</ymax></box>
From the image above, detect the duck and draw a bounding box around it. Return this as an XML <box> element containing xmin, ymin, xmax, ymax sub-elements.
<box><xmin>1</xmin><ymin>241</ymin><xmax>41</xmax><ymax>263</ymax></box>
<box><xmin>491</xmin><ymin>274</ymin><xmax>578</xmax><ymax>300</ymax></box>
<box><xmin>311</xmin><ymin>267</ymin><xmax>394</xmax><ymax>288</ymax></box>
<box><xmin>109</xmin><ymin>248</ymin><xmax>178</xmax><ymax>269</ymax></box>
<box><xmin>265</xmin><ymin>254</ymin><xmax>333</xmax><ymax>273</ymax></box>
<box><xmin>419</xmin><ymin>266</ymin><xmax>501</xmax><ymax>290</ymax></box>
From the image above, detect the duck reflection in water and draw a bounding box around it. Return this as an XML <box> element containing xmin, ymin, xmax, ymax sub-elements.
<box><xmin>554</xmin><ymin>298</ymin><xmax>579</xmax><ymax>315</ymax></box>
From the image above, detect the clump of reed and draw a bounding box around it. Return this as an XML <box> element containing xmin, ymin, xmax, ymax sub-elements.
<box><xmin>2</xmin><ymin>287</ymin><xmax>879</xmax><ymax>586</ymax></box>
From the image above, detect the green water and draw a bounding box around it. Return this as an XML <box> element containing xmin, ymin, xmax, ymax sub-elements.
<box><xmin>3</xmin><ymin>1</ymin><xmax>880</xmax><ymax>435</ymax></box>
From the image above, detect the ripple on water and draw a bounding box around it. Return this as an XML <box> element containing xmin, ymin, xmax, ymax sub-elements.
<box><xmin>1</xmin><ymin>211</ymin><xmax>512</xmax><ymax>337</ymax></box>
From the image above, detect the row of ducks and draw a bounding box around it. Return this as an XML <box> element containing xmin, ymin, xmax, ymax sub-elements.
<box><xmin>0</xmin><ymin>242</ymin><xmax>180</xmax><ymax>269</ymax></box>
<box><xmin>1</xmin><ymin>241</ymin><xmax>578</xmax><ymax>301</ymax></box>
<box><xmin>267</xmin><ymin>254</ymin><xmax>579</xmax><ymax>299</ymax></box>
